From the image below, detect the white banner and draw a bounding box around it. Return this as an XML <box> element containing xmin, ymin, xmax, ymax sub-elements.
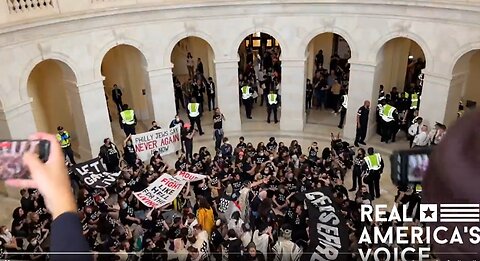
<box><xmin>133</xmin><ymin>174</ymin><xmax>186</xmax><ymax>208</ymax></box>
<box><xmin>131</xmin><ymin>125</ymin><xmax>182</xmax><ymax>161</ymax></box>
<box><xmin>176</xmin><ymin>171</ymin><xmax>207</xmax><ymax>182</ymax></box>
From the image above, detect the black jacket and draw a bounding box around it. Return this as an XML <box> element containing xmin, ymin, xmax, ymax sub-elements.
<box><xmin>50</xmin><ymin>212</ymin><xmax>92</xmax><ymax>261</ymax></box>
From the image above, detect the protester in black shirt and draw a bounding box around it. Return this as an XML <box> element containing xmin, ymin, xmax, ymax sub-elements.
<box><xmin>213</xmin><ymin>108</ymin><xmax>226</xmax><ymax>151</ymax></box>
<box><xmin>350</xmin><ymin>148</ymin><xmax>367</xmax><ymax>192</ymax></box>
<box><xmin>266</xmin><ymin>137</ymin><xmax>277</xmax><ymax>153</ymax></box>
<box><xmin>123</xmin><ymin>135</ymin><xmax>137</xmax><ymax>168</ymax></box>
<box><xmin>20</xmin><ymin>189</ymin><xmax>35</xmax><ymax>214</ymax></box>
<box><xmin>184</xmin><ymin>127</ymin><xmax>195</xmax><ymax>162</ymax></box>
<box><xmin>99</xmin><ymin>138</ymin><xmax>121</xmax><ymax>173</ymax></box>
<box><xmin>236</xmin><ymin>137</ymin><xmax>247</xmax><ymax>152</ymax></box>
<box><xmin>149</xmin><ymin>121</ymin><xmax>161</xmax><ymax>131</ymax></box>
<box><xmin>220</xmin><ymin>137</ymin><xmax>233</xmax><ymax>160</ymax></box>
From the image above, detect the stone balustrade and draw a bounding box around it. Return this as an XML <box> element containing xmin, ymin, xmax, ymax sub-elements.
<box><xmin>1</xmin><ymin>0</ymin><xmax>480</xmax><ymax>27</ymax></box>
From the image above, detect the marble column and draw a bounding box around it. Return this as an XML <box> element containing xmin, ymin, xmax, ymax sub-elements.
<box><xmin>343</xmin><ymin>62</ymin><xmax>378</xmax><ymax>141</ymax></box>
<box><xmin>0</xmin><ymin>100</ymin><xmax>37</xmax><ymax>139</ymax></box>
<box><xmin>72</xmin><ymin>81</ymin><xmax>114</xmax><ymax>159</ymax></box>
<box><xmin>280</xmin><ymin>58</ymin><xmax>305</xmax><ymax>132</ymax></box>
<box><xmin>214</xmin><ymin>59</ymin><xmax>241</xmax><ymax>132</ymax></box>
<box><xmin>418</xmin><ymin>71</ymin><xmax>453</xmax><ymax>127</ymax></box>
<box><xmin>148</xmin><ymin>67</ymin><xmax>177</xmax><ymax>128</ymax></box>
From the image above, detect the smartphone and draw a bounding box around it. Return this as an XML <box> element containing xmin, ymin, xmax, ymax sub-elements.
<box><xmin>0</xmin><ymin>140</ymin><xmax>50</xmax><ymax>180</ymax></box>
<box><xmin>390</xmin><ymin>147</ymin><xmax>431</xmax><ymax>186</ymax></box>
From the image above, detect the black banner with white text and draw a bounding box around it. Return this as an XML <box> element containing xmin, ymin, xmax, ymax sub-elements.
<box><xmin>73</xmin><ymin>158</ymin><xmax>121</xmax><ymax>189</ymax></box>
<box><xmin>300</xmin><ymin>188</ymin><xmax>350</xmax><ymax>261</ymax></box>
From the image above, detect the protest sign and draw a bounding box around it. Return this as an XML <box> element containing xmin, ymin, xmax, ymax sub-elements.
<box><xmin>131</xmin><ymin>125</ymin><xmax>181</xmax><ymax>161</ymax></box>
<box><xmin>176</xmin><ymin>171</ymin><xmax>207</xmax><ymax>182</ymax></box>
<box><xmin>300</xmin><ymin>188</ymin><xmax>349</xmax><ymax>261</ymax></box>
<box><xmin>134</xmin><ymin>174</ymin><xmax>186</xmax><ymax>208</ymax></box>
<box><xmin>74</xmin><ymin>158</ymin><xmax>121</xmax><ymax>188</ymax></box>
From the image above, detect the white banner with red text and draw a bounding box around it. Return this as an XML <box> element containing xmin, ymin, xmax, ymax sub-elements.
<box><xmin>131</xmin><ymin>125</ymin><xmax>181</xmax><ymax>161</ymax></box>
<box><xmin>133</xmin><ymin>172</ymin><xmax>207</xmax><ymax>208</ymax></box>
<box><xmin>176</xmin><ymin>171</ymin><xmax>207</xmax><ymax>182</ymax></box>
<box><xmin>133</xmin><ymin>174</ymin><xmax>186</xmax><ymax>208</ymax></box>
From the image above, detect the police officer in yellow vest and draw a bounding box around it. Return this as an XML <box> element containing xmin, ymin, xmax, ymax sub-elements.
<box><xmin>120</xmin><ymin>104</ymin><xmax>137</xmax><ymax>136</ymax></box>
<box><xmin>405</xmin><ymin>89</ymin><xmax>420</xmax><ymax>124</ymax></box>
<box><xmin>363</xmin><ymin>147</ymin><xmax>384</xmax><ymax>199</ymax></box>
<box><xmin>241</xmin><ymin>82</ymin><xmax>254</xmax><ymax>119</ymax></box>
<box><xmin>338</xmin><ymin>90</ymin><xmax>348</xmax><ymax>129</ymax></box>
<box><xmin>266</xmin><ymin>90</ymin><xmax>279</xmax><ymax>124</ymax></box>
<box><xmin>187</xmin><ymin>97</ymin><xmax>204</xmax><ymax>135</ymax></box>
<box><xmin>380</xmin><ymin>99</ymin><xmax>399</xmax><ymax>143</ymax></box>
<box><xmin>56</xmin><ymin>126</ymin><xmax>76</xmax><ymax>164</ymax></box>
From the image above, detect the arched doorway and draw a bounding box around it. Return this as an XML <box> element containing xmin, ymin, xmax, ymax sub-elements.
<box><xmin>27</xmin><ymin>59</ymin><xmax>82</xmax><ymax>153</ymax></box>
<box><xmin>170</xmin><ymin>36</ymin><xmax>217</xmax><ymax>127</ymax></box>
<box><xmin>238</xmin><ymin>32</ymin><xmax>282</xmax><ymax>128</ymax></box>
<box><xmin>447</xmin><ymin>50</ymin><xmax>480</xmax><ymax>125</ymax></box>
<box><xmin>373</xmin><ymin>37</ymin><xmax>426</xmax><ymax>142</ymax></box>
<box><xmin>375</xmin><ymin>37</ymin><xmax>426</xmax><ymax>102</ymax></box>
<box><xmin>101</xmin><ymin>45</ymin><xmax>152</xmax><ymax>136</ymax></box>
<box><xmin>305</xmin><ymin>32</ymin><xmax>351</xmax><ymax>129</ymax></box>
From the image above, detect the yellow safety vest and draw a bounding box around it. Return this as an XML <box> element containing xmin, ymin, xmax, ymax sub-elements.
<box><xmin>188</xmin><ymin>103</ymin><xmax>200</xmax><ymax>117</ymax></box>
<box><xmin>56</xmin><ymin>131</ymin><xmax>71</xmax><ymax>148</ymax></box>
<box><xmin>365</xmin><ymin>153</ymin><xmax>382</xmax><ymax>171</ymax></box>
<box><xmin>241</xmin><ymin>86</ymin><xmax>252</xmax><ymax>100</ymax></box>
<box><xmin>415</xmin><ymin>184</ymin><xmax>422</xmax><ymax>192</ymax></box>
<box><xmin>381</xmin><ymin>104</ymin><xmax>396</xmax><ymax>122</ymax></box>
<box><xmin>120</xmin><ymin>109</ymin><xmax>135</xmax><ymax>125</ymax></box>
<box><xmin>267</xmin><ymin>94</ymin><xmax>278</xmax><ymax>105</ymax></box>
<box><xmin>342</xmin><ymin>95</ymin><xmax>348</xmax><ymax>108</ymax></box>
<box><xmin>410</xmin><ymin>93</ymin><xmax>419</xmax><ymax>109</ymax></box>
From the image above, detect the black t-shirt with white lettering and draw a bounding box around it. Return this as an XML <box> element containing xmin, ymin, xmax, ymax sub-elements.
<box><xmin>123</xmin><ymin>144</ymin><xmax>136</xmax><ymax>164</ymax></box>
<box><xmin>120</xmin><ymin>206</ymin><xmax>136</xmax><ymax>226</ymax></box>
<box><xmin>266</xmin><ymin>141</ymin><xmax>278</xmax><ymax>152</ymax></box>
<box><xmin>254</xmin><ymin>155</ymin><xmax>268</xmax><ymax>165</ymax></box>
<box><xmin>275</xmin><ymin>190</ymin><xmax>288</xmax><ymax>206</ymax></box>
<box><xmin>213</xmin><ymin>114</ymin><xmax>223</xmax><ymax>130</ymax></box>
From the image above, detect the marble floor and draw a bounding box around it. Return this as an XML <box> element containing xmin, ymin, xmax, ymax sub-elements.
<box><xmin>0</xmin><ymin>104</ymin><xmax>411</xmax><ymax>227</ymax></box>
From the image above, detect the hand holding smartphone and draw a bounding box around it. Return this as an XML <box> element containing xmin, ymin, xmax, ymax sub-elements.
<box><xmin>0</xmin><ymin>140</ymin><xmax>50</xmax><ymax>180</ymax></box>
<box><xmin>6</xmin><ymin>133</ymin><xmax>77</xmax><ymax>220</ymax></box>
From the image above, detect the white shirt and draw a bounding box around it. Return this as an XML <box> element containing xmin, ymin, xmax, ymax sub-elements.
<box><xmin>408</xmin><ymin>123</ymin><xmax>420</xmax><ymax>136</ymax></box>
<box><xmin>187</xmin><ymin>57</ymin><xmax>194</xmax><ymax>67</ymax></box>
<box><xmin>413</xmin><ymin>131</ymin><xmax>429</xmax><ymax>146</ymax></box>
<box><xmin>272</xmin><ymin>238</ymin><xmax>302</xmax><ymax>261</ymax></box>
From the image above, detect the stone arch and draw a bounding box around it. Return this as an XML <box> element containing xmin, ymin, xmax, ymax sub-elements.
<box><xmin>94</xmin><ymin>38</ymin><xmax>147</xmax><ymax>80</ymax></box>
<box><xmin>232</xmin><ymin>27</ymin><xmax>287</xmax><ymax>58</ymax></box>
<box><xmin>26</xmin><ymin>59</ymin><xmax>79</xmax><ymax>134</ymax></box>
<box><xmin>301</xmin><ymin>27</ymin><xmax>358</xmax><ymax>60</ymax></box>
<box><xmin>20</xmin><ymin>53</ymin><xmax>80</xmax><ymax>103</ymax></box>
<box><xmin>165</xmin><ymin>31</ymin><xmax>219</xmax><ymax>66</ymax></box>
<box><xmin>371</xmin><ymin>31</ymin><xmax>433</xmax><ymax>70</ymax></box>
<box><xmin>450</xmin><ymin>42</ymin><xmax>480</xmax><ymax>74</ymax></box>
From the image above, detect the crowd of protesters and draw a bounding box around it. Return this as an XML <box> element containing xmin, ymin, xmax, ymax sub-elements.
<box><xmin>1</xmin><ymin>123</ymin><xmax>431</xmax><ymax>261</ymax></box>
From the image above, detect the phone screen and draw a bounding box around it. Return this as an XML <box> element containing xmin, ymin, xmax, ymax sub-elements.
<box><xmin>407</xmin><ymin>153</ymin><xmax>429</xmax><ymax>183</ymax></box>
<box><xmin>0</xmin><ymin>140</ymin><xmax>49</xmax><ymax>180</ymax></box>
<box><xmin>390</xmin><ymin>147</ymin><xmax>432</xmax><ymax>186</ymax></box>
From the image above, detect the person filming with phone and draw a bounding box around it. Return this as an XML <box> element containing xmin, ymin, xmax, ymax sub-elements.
<box><xmin>6</xmin><ymin>133</ymin><xmax>92</xmax><ymax>261</ymax></box>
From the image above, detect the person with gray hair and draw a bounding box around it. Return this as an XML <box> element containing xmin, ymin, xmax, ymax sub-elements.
<box><xmin>272</xmin><ymin>225</ymin><xmax>302</xmax><ymax>261</ymax></box>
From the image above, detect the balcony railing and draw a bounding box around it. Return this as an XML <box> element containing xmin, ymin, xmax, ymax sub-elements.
<box><xmin>1</xmin><ymin>0</ymin><xmax>480</xmax><ymax>27</ymax></box>
<box><xmin>6</xmin><ymin>0</ymin><xmax>55</xmax><ymax>13</ymax></box>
